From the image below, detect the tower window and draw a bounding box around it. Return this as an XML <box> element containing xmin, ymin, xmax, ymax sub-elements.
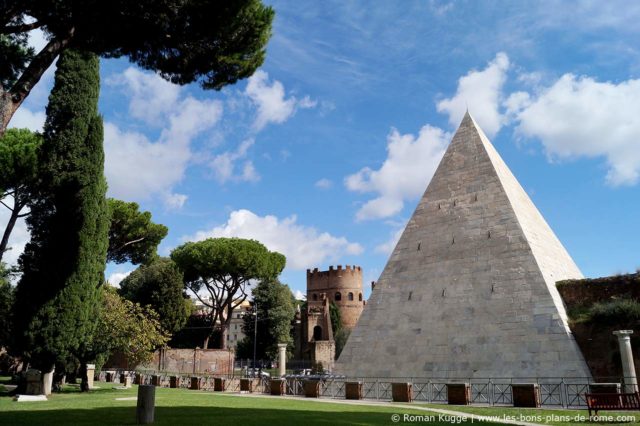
<box><xmin>313</xmin><ymin>326</ymin><xmax>323</xmax><ymax>341</ymax></box>
<box><xmin>348</xmin><ymin>292</ymin><xmax>354</xmax><ymax>301</ymax></box>
<box><xmin>359</xmin><ymin>293</ymin><xmax>363</xmax><ymax>301</ymax></box>
<box><xmin>312</xmin><ymin>293</ymin><xmax>318</xmax><ymax>301</ymax></box>
<box><xmin>335</xmin><ymin>292</ymin><xmax>342</xmax><ymax>301</ymax></box>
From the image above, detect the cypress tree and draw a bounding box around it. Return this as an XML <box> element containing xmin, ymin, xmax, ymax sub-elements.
<box><xmin>13</xmin><ymin>49</ymin><xmax>109</xmax><ymax>374</ymax></box>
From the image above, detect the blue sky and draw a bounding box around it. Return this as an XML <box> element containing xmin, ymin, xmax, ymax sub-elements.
<box><xmin>4</xmin><ymin>0</ymin><xmax>640</xmax><ymax>299</ymax></box>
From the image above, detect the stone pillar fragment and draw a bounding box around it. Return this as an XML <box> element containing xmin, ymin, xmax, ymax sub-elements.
<box><xmin>614</xmin><ymin>330</ymin><xmax>638</xmax><ymax>392</ymax></box>
<box><xmin>86</xmin><ymin>364</ymin><xmax>95</xmax><ymax>389</ymax></box>
<box><xmin>278</xmin><ymin>343</ymin><xmax>287</xmax><ymax>377</ymax></box>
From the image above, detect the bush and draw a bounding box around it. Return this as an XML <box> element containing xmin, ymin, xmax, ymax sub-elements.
<box><xmin>587</xmin><ymin>299</ymin><xmax>640</xmax><ymax>325</ymax></box>
<box><xmin>334</xmin><ymin>328</ymin><xmax>351</xmax><ymax>359</ymax></box>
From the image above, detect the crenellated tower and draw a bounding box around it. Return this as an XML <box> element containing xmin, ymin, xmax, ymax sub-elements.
<box><xmin>307</xmin><ymin>265</ymin><xmax>365</xmax><ymax>329</ymax></box>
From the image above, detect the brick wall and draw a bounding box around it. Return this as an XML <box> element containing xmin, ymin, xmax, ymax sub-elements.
<box><xmin>142</xmin><ymin>348</ymin><xmax>234</xmax><ymax>374</ymax></box>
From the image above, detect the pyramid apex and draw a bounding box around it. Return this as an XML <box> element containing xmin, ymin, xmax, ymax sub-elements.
<box><xmin>459</xmin><ymin>110</ymin><xmax>477</xmax><ymax>129</ymax></box>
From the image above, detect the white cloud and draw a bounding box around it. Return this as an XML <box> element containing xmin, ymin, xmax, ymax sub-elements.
<box><xmin>245</xmin><ymin>70</ymin><xmax>316</xmax><ymax>131</ymax></box>
<box><xmin>104</xmin><ymin>124</ymin><xmax>188</xmax><ymax>205</ymax></box>
<box><xmin>315</xmin><ymin>178</ymin><xmax>333</xmax><ymax>189</ymax></box>
<box><xmin>0</xmin><ymin>196</ymin><xmax>30</xmax><ymax>267</ymax></box>
<box><xmin>184</xmin><ymin>209</ymin><xmax>364</xmax><ymax>270</ymax></box>
<box><xmin>298</xmin><ymin>96</ymin><xmax>318</xmax><ymax>109</ymax></box>
<box><xmin>375</xmin><ymin>227</ymin><xmax>404</xmax><ymax>255</ymax></box>
<box><xmin>164</xmin><ymin>193</ymin><xmax>188</xmax><ymax>210</ymax></box>
<box><xmin>345</xmin><ymin>125</ymin><xmax>450</xmax><ymax>220</ymax></box>
<box><xmin>241</xmin><ymin>161</ymin><xmax>260</xmax><ymax>182</ymax></box>
<box><xmin>437</xmin><ymin>52</ymin><xmax>510</xmax><ymax>137</ymax></box>
<box><xmin>107</xmin><ymin>67</ymin><xmax>181</xmax><ymax>126</ymax></box>
<box><xmin>429</xmin><ymin>0</ymin><xmax>454</xmax><ymax>16</ymax></box>
<box><xmin>9</xmin><ymin>107</ymin><xmax>46</xmax><ymax>132</ymax></box>
<box><xmin>107</xmin><ymin>271</ymin><xmax>132</xmax><ymax>287</ymax></box>
<box><xmin>210</xmin><ymin>139</ymin><xmax>260</xmax><ymax>183</ymax></box>
<box><xmin>293</xmin><ymin>290</ymin><xmax>306</xmax><ymax>300</ymax></box>
<box><xmin>104</xmin><ymin>69</ymin><xmax>223</xmax><ymax>206</ymax></box>
<box><xmin>514</xmin><ymin>74</ymin><xmax>640</xmax><ymax>186</ymax></box>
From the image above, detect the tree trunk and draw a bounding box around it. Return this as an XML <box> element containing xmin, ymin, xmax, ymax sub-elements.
<box><xmin>220</xmin><ymin>325</ymin><xmax>228</xmax><ymax>349</ymax></box>
<box><xmin>0</xmin><ymin>90</ymin><xmax>18</xmax><ymax>139</ymax></box>
<box><xmin>79</xmin><ymin>362</ymin><xmax>89</xmax><ymax>392</ymax></box>
<box><xmin>0</xmin><ymin>199</ymin><xmax>23</xmax><ymax>263</ymax></box>
<box><xmin>203</xmin><ymin>334</ymin><xmax>210</xmax><ymax>349</ymax></box>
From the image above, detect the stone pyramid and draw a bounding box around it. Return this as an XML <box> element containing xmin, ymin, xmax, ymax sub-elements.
<box><xmin>336</xmin><ymin>112</ymin><xmax>591</xmax><ymax>379</ymax></box>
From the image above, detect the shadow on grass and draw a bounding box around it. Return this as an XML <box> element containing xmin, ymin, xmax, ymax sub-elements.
<box><xmin>0</xmin><ymin>405</ymin><xmax>466</xmax><ymax>426</ymax></box>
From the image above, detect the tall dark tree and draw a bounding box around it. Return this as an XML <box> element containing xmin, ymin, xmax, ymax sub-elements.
<box><xmin>237</xmin><ymin>278</ymin><xmax>295</xmax><ymax>360</ymax></box>
<box><xmin>107</xmin><ymin>199</ymin><xmax>167</xmax><ymax>265</ymax></box>
<box><xmin>0</xmin><ymin>128</ymin><xmax>41</xmax><ymax>262</ymax></box>
<box><xmin>171</xmin><ymin>238</ymin><xmax>285</xmax><ymax>349</ymax></box>
<box><xmin>0</xmin><ymin>0</ymin><xmax>274</xmax><ymax>135</ymax></box>
<box><xmin>13</xmin><ymin>49</ymin><xmax>109</xmax><ymax>376</ymax></box>
<box><xmin>118</xmin><ymin>257</ymin><xmax>191</xmax><ymax>334</ymax></box>
<box><xmin>0</xmin><ymin>263</ymin><xmax>13</xmax><ymax>348</ymax></box>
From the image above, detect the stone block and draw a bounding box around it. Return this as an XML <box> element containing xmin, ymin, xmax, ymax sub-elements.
<box><xmin>392</xmin><ymin>382</ymin><xmax>412</xmax><ymax>402</ymax></box>
<box><xmin>512</xmin><ymin>384</ymin><xmax>540</xmax><ymax>408</ymax></box>
<box><xmin>25</xmin><ymin>369</ymin><xmax>43</xmax><ymax>395</ymax></box>
<box><xmin>271</xmin><ymin>378</ymin><xmax>286</xmax><ymax>396</ymax></box>
<box><xmin>447</xmin><ymin>383</ymin><xmax>470</xmax><ymax>405</ymax></box>
<box><xmin>86</xmin><ymin>364</ymin><xmax>95</xmax><ymax>390</ymax></box>
<box><xmin>42</xmin><ymin>368</ymin><xmax>54</xmax><ymax>396</ymax></box>
<box><xmin>303</xmin><ymin>380</ymin><xmax>321</xmax><ymax>398</ymax></box>
<box><xmin>345</xmin><ymin>382</ymin><xmax>363</xmax><ymax>400</ymax></box>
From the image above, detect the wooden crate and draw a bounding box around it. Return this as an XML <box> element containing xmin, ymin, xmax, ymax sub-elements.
<box><xmin>345</xmin><ymin>382</ymin><xmax>363</xmax><ymax>400</ymax></box>
<box><xmin>392</xmin><ymin>382</ymin><xmax>413</xmax><ymax>402</ymax></box>
<box><xmin>447</xmin><ymin>383</ymin><xmax>470</xmax><ymax>405</ymax></box>
<box><xmin>271</xmin><ymin>379</ymin><xmax>286</xmax><ymax>395</ymax></box>
<box><xmin>512</xmin><ymin>384</ymin><xmax>540</xmax><ymax>408</ymax></box>
<box><xmin>214</xmin><ymin>377</ymin><xmax>226</xmax><ymax>391</ymax></box>
<box><xmin>190</xmin><ymin>377</ymin><xmax>201</xmax><ymax>390</ymax></box>
<box><xmin>303</xmin><ymin>380</ymin><xmax>321</xmax><ymax>398</ymax></box>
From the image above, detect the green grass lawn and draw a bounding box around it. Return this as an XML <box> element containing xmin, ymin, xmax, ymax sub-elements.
<box><xmin>2</xmin><ymin>381</ymin><xmax>640</xmax><ymax>425</ymax></box>
<box><xmin>412</xmin><ymin>403</ymin><xmax>640</xmax><ymax>426</ymax></box>
<box><xmin>0</xmin><ymin>382</ymin><xmax>492</xmax><ymax>425</ymax></box>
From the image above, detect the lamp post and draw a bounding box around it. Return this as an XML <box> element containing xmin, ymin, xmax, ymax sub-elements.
<box><xmin>252</xmin><ymin>302</ymin><xmax>258</xmax><ymax>371</ymax></box>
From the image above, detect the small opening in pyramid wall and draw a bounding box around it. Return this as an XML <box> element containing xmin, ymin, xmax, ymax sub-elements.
<box><xmin>417</xmin><ymin>242</ymin><xmax>421</xmax><ymax>251</ymax></box>
<box><xmin>488</xmin><ymin>230</ymin><xmax>491</xmax><ymax>239</ymax></box>
<box><xmin>408</xmin><ymin>291</ymin><xmax>412</xmax><ymax>300</ymax></box>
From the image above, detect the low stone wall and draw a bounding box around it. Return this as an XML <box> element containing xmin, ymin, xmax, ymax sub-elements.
<box><xmin>140</xmin><ymin>348</ymin><xmax>234</xmax><ymax>375</ymax></box>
